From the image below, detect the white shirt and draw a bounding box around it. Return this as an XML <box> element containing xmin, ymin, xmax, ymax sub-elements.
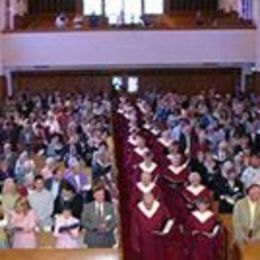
<box><xmin>95</xmin><ymin>202</ymin><xmax>104</xmax><ymax>217</ymax></box>
<box><xmin>247</xmin><ymin>198</ymin><xmax>257</xmax><ymax>229</ymax></box>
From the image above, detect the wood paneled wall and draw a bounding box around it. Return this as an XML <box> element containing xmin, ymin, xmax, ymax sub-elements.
<box><xmin>13</xmin><ymin>68</ymin><xmax>240</xmax><ymax>96</ymax></box>
<box><xmin>28</xmin><ymin>0</ymin><xmax>77</xmax><ymax>15</ymax></box>
<box><xmin>0</xmin><ymin>76</ymin><xmax>6</xmax><ymax>100</ymax></box>
<box><xmin>13</xmin><ymin>71</ymin><xmax>112</xmax><ymax>95</ymax></box>
<box><xmin>252</xmin><ymin>72</ymin><xmax>260</xmax><ymax>94</ymax></box>
<box><xmin>27</xmin><ymin>0</ymin><xmax>218</xmax><ymax>15</ymax></box>
<box><xmin>137</xmin><ymin>68</ymin><xmax>240</xmax><ymax>95</ymax></box>
<box><xmin>168</xmin><ymin>0</ymin><xmax>218</xmax><ymax>12</ymax></box>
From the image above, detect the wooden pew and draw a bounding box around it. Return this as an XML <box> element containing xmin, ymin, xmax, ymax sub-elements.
<box><xmin>0</xmin><ymin>248</ymin><xmax>121</xmax><ymax>260</ymax></box>
<box><xmin>235</xmin><ymin>244</ymin><xmax>260</xmax><ymax>260</ymax></box>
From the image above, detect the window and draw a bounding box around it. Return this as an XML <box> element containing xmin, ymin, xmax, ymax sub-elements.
<box><xmin>112</xmin><ymin>76</ymin><xmax>123</xmax><ymax>91</ymax></box>
<box><xmin>84</xmin><ymin>0</ymin><xmax>164</xmax><ymax>21</ymax></box>
<box><xmin>144</xmin><ymin>0</ymin><xmax>164</xmax><ymax>14</ymax></box>
<box><xmin>124</xmin><ymin>0</ymin><xmax>142</xmax><ymax>24</ymax></box>
<box><xmin>105</xmin><ymin>0</ymin><xmax>122</xmax><ymax>24</ymax></box>
<box><xmin>127</xmin><ymin>77</ymin><xmax>139</xmax><ymax>93</ymax></box>
<box><xmin>83</xmin><ymin>0</ymin><xmax>102</xmax><ymax>15</ymax></box>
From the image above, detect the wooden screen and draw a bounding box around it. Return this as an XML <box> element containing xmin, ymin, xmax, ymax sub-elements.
<box><xmin>12</xmin><ymin>68</ymin><xmax>240</xmax><ymax>96</ymax></box>
<box><xmin>28</xmin><ymin>0</ymin><xmax>77</xmax><ymax>15</ymax></box>
<box><xmin>168</xmin><ymin>0</ymin><xmax>218</xmax><ymax>12</ymax></box>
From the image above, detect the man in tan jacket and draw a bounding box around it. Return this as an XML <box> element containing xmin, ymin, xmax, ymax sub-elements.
<box><xmin>233</xmin><ymin>184</ymin><xmax>260</xmax><ymax>245</ymax></box>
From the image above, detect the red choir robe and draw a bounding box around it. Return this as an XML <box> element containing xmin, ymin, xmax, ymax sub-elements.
<box><xmin>186</xmin><ymin>210</ymin><xmax>222</xmax><ymax>260</ymax></box>
<box><xmin>131</xmin><ymin>160</ymin><xmax>161</xmax><ymax>184</ymax></box>
<box><xmin>181</xmin><ymin>185</ymin><xmax>211</xmax><ymax>220</ymax></box>
<box><xmin>151</xmin><ymin>137</ymin><xmax>172</xmax><ymax>166</ymax></box>
<box><xmin>130</xmin><ymin>182</ymin><xmax>162</xmax><ymax>208</ymax></box>
<box><xmin>125</xmin><ymin>146</ymin><xmax>149</xmax><ymax>173</ymax></box>
<box><xmin>131</xmin><ymin>200</ymin><xmax>173</xmax><ymax>260</ymax></box>
<box><xmin>142</xmin><ymin>125</ymin><xmax>161</xmax><ymax>147</ymax></box>
<box><xmin>160</xmin><ymin>162</ymin><xmax>190</xmax><ymax>224</ymax></box>
<box><xmin>182</xmin><ymin>185</ymin><xmax>211</xmax><ymax>208</ymax></box>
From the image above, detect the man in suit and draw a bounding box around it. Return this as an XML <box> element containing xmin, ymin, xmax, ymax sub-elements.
<box><xmin>233</xmin><ymin>184</ymin><xmax>260</xmax><ymax>245</ymax></box>
<box><xmin>45</xmin><ymin>167</ymin><xmax>64</xmax><ymax>200</ymax></box>
<box><xmin>81</xmin><ymin>186</ymin><xmax>117</xmax><ymax>248</ymax></box>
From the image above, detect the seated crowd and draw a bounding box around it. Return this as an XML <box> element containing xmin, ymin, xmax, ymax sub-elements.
<box><xmin>114</xmin><ymin>90</ymin><xmax>259</xmax><ymax>260</ymax></box>
<box><xmin>0</xmin><ymin>91</ymin><xmax>118</xmax><ymax>249</ymax></box>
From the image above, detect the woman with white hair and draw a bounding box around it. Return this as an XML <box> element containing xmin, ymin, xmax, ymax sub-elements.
<box><xmin>64</xmin><ymin>160</ymin><xmax>90</xmax><ymax>195</ymax></box>
<box><xmin>182</xmin><ymin>172</ymin><xmax>211</xmax><ymax>213</ymax></box>
<box><xmin>40</xmin><ymin>157</ymin><xmax>56</xmax><ymax>180</ymax></box>
<box><xmin>14</xmin><ymin>151</ymin><xmax>29</xmax><ymax>185</ymax></box>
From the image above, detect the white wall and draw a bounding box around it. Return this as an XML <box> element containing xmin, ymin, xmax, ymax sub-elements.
<box><xmin>0</xmin><ymin>34</ymin><xmax>3</xmax><ymax>76</ymax></box>
<box><xmin>2</xmin><ymin>29</ymin><xmax>256</xmax><ymax>69</ymax></box>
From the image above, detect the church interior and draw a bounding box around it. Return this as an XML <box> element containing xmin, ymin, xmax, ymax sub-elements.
<box><xmin>0</xmin><ymin>1</ymin><xmax>259</xmax><ymax>260</ymax></box>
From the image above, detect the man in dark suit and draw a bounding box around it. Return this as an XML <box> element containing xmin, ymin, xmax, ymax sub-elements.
<box><xmin>45</xmin><ymin>167</ymin><xmax>64</xmax><ymax>200</ymax></box>
<box><xmin>81</xmin><ymin>186</ymin><xmax>117</xmax><ymax>248</ymax></box>
<box><xmin>217</xmin><ymin>168</ymin><xmax>244</xmax><ymax>213</ymax></box>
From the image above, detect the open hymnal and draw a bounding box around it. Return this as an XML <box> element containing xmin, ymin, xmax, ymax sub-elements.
<box><xmin>152</xmin><ymin>219</ymin><xmax>174</xmax><ymax>236</ymax></box>
<box><xmin>58</xmin><ymin>222</ymin><xmax>80</xmax><ymax>233</ymax></box>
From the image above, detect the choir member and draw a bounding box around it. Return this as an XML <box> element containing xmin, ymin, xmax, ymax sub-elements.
<box><xmin>131</xmin><ymin>171</ymin><xmax>161</xmax><ymax>208</ymax></box>
<box><xmin>233</xmin><ymin>184</ymin><xmax>260</xmax><ymax>245</ymax></box>
<box><xmin>81</xmin><ymin>186</ymin><xmax>117</xmax><ymax>248</ymax></box>
<box><xmin>182</xmin><ymin>172</ymin><xmax>211</xmax><ymax>212</ymax></box>
<box><xmin>127</xmin><ymin>137</ymin><xmax>149</xmax><ymax>168</ymax></box>
<box><xmin>53</xmin><ymin>205</ymin><xmax>80</xmax><ymax>248</ymax></box>
<box><xmin>9</xmin><ymin>197</ymin><xmax>37</xmax><ymax>248</ymax></box>
<box><xmin>155</xmin><ymin>130</ymin><xmax>173</xmax><ymax>159</ymax></box>
<box><xmin>161</xmin><ymin>152</ymin><xmax>189</xmax><ymax>223</ymax></box>
<box><xmin>131</xmin><ymin>193</ymin><xmax>174</xmax><ymax>260</ymax></box>
<box><xmin>132</xmin><ymin>150</ymin><xmax>161</xmax><ymax>184</ymax></box>
<box><xmin>186</xmin><ymin>198</ymin><xmax>222</xmax><ymax>260</ymax></box>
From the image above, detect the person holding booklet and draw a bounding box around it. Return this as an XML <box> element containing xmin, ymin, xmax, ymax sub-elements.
<box><xmin>53</xmin><ymin>205</ymin><xmax>80</xmax><ymax>248</ymax></box>
<box><xmin>81</xmin><ymin>186</ymin><xmax>117</xmax><ymax>248</ymax></box>
<box><xmin>9</xmin><ymin>197</ymin><xmax>37</xmax><ymax>248</ymax></box>
<box><xmin>185</xmin><ymin>198</ymin><xmax>222</xmax><ymax>260</ymax></box>
<box><xmin>131</xmin><ymin>193</ymin><xmax>174</xmax><ymax>260</ymax></box>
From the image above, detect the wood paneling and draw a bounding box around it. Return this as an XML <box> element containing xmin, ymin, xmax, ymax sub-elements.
<box><xmin>28</xmin><ymin>0</ymin><xmax>76</xmax><ymax>15</ymax></box>
<box><xmin>0</xmin><ymin>249</ymin><xmax>121</xmax><ymax>260</ymax></box>
<box><xmin>13</xmin><ymin>71</ymin><xmax>112</xmax><ymax>95</ymax></box>
<box><xmin>235</xmin><ymin>244</ymin><xmax>260</xmax><ymax>260</ymax></box>
<box><xmin>253</xmin><ymin>72</ymin><xmax>260</xmax><ymax>94</ymax></box>
<box><xmin>169</xmin><ymin>0</ymin><xmax>218</xmax><ymax>12</ymax></box>
<box><xmin>13</xmin><ymin>68</ymin><xmax>240</xmax><ymax>96</ymax></box>
<box><xmin>137</xmin><ymin>68</ymin><xmax>240</xmax><ymax>95</ymax></box>
<box><xmin>0</xmin><ymin>76</ymin><xmax>6</xmax><ymax>100</ymax></box>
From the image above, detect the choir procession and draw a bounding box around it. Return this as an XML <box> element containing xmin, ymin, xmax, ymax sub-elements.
<box><xmin>0</xmin><ymin>0</ymin><xmax>260</xmax><ymax>260</ymax></box>
<box><xmin>115</xmin><ymin>91</ymin><xmax>259</xmax><ymax>260</ymax></box>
